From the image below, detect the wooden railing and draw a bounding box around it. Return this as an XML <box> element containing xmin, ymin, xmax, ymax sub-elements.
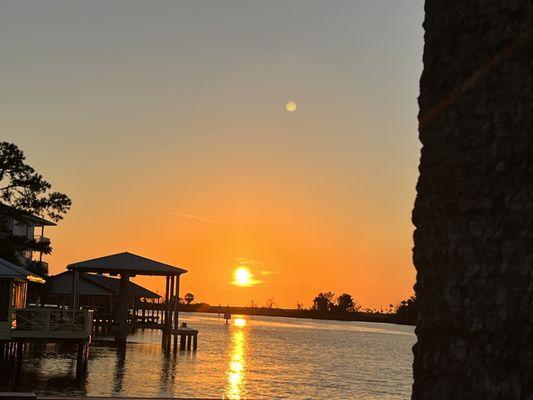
<box><xmin>12</xmin><ymin>308</ymin><xmax>93</xmax><ymax>340</ymax></box>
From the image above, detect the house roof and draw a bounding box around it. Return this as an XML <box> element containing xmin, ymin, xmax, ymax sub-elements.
<box><xmin>48</xmin><ymin>271</ymin><xmax>113</xmax><ymax>296</ymax></box>
<box><xmin>0</xmin><ymin>203</ymin><xmax>56</xmax><ymax>226</ymax></box>
<box><xmin>0</xmin><ymin>257</ymin><xmax>45</xmax><ymax>283</ymax></box>
<box><xmin>83</xmin><ymin>273</ymin><xmax>160</xmax><ymax>298</ymax></box>
<box><xmin>47</xmin><ymin>271</ymin><xmax>160</xmax><ymax>298</ymax></box>
<box><xmin>67</xmin><ymin>252</ymin><xmax>187</xmax><ymax>276</ymax></box>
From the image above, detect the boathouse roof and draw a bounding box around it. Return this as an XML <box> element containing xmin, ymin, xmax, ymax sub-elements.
<box><xmin>48</xmin><ymin>271</ymin><xmax>160</xmax><ymax>298</ymax></box>
<box><xmin>67</xmin><ymin>252</ymin><xmax>187</xmax><ymax>276</ymax></box>
<box><xmin>0</xmin><ymin>257</ymin><xmax>46</xmax><ymax>283</ymax></box>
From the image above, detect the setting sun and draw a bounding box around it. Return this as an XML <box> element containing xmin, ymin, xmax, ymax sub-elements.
<box><xmin>232</xmin><ymin>267</ymin><xmax>255</xmax><ymax>287</ymax></box>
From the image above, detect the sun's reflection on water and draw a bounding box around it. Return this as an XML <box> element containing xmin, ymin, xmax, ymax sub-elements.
<box><xmin>225</xmin><ymin>316</ymin><xmax>247</xmax><ymax>399</ymax></box>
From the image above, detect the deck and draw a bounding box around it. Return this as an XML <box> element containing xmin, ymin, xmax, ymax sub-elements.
<box><xmin>1</xmin><ymin>308</ymin><xmax>93</xmax><ymax>382</ymax></box>
<box><xmin>11</xmin><ymin>308</ymin><xmax>93</xmax><ymax>340</ymax></box>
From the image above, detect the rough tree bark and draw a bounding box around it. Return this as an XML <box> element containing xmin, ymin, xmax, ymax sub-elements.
<box><xmin>413</xmin><ymin>1</ymin><xmax>533</xmax><ymax>399</ymax></box>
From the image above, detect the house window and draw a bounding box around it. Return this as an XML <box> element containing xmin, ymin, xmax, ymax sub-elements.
<box><xmin>12</xmin><ymin>282</ymin><xmax>26</xmax><ymax>309</ymax></box>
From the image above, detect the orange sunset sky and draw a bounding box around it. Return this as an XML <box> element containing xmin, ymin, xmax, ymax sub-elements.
<box><xmin>1</xmin><ymin>1</ymin><xmax>424</xmax><ymax>309</ymax></box>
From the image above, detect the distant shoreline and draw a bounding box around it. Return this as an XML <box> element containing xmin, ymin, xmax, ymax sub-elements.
<box><xmin>177</xmin><ymin>304</ymin><xmax>415</xmax><ymax>326</ymax></box>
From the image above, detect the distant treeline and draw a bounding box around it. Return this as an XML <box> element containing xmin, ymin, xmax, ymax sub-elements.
<box><xmin>175</xmin><ymin>291</ymin><xmax>418</xmax><ymax>326</ymax></box>
<box><xmin>178</xmin><ymin>303</ymin><xmax>398</xmax><ymax>324</ymax></box>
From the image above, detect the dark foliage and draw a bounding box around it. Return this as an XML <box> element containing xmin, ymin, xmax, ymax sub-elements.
<box><xmin>312</xmin><ymin>291</ymin><xmax>335</xmax><ymax>312</ymax></box>
<box><xmin>184</xmin><ymin>293</ymin><xmax>194</xmax><ymax>305</ymax></box>
<box><xmin>0</xmin><ymin>142</ymin><xmax>71</xmax><ymax>273</ymax></box>
<box><xmin>395</xmin><ymin>295</ymin><xmax>417</xmax><ymax>325</ymax></box>
<box><xmin>0</xmin><ymin>142</ymin><xmax>71</xmax><ymax>221</ymax></box>
<box><xmin>336</xmin><ymin>293</ymin><xmax>356</xmax><ymax>312</ymax></box>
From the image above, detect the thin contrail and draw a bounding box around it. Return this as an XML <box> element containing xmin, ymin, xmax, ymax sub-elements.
<box><xmin>168</xmin><ymin>212</ymin><xmax>213</xmax><ymax>223</ymax></box>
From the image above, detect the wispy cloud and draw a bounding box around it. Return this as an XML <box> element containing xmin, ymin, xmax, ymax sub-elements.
<box><xmin>234</xmin><ymin>258</ymin><xmax>277</xmax><ymax>276</ymax></box>
<box><xmin>168</xmin><ymin>212</ymin><xmax>213</xmax><ymax>223</ymax></box>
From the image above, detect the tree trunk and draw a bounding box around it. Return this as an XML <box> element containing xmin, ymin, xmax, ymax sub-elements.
<box><xmin>413</xmin><ymin>2</ymin><xmax>533</xmax><ymax>399</ymax></box>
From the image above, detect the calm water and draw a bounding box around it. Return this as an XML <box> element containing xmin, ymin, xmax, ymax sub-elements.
<box><xmin>4</xmin><ymin>312</ymin><xmax>415</xmax><ymax>399</ymax></box>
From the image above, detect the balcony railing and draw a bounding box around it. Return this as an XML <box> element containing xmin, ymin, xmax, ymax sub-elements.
<box><xmin>21</xmin><ymin>249</ymin><xmax>32</xmax><ymax>259</ymax></box>
<box><xmin>11</xmin><ymin>308</ymin><xmax>93</xmax><ymax>340</ymax></box>
<box><xmin>33</xmin><ymin>235</ymin><xmax>51</xmax><ymax>245</ymax></box>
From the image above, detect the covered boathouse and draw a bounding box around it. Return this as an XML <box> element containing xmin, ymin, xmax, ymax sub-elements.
<box><xmin>45</xmin><ymin>270</ymin><xmax>160</xmax><ymax>327</ymax></box>
<box><xmin>67</xmin><ymin>252</ymin><xmax>195</xmax><ymax>351</ymax></box>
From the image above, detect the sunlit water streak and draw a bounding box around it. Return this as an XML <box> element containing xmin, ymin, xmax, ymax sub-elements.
<box><xmin>226</xmin><ymin>325</ymin><xmax>246</xmax><ymax>399</ymax></box>
<box><xmin>1</xmin><ymin>312</ymin><xmax>415</xmax><ymax>399</ymax></box>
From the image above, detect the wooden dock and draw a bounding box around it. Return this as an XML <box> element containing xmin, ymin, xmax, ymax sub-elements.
<box><xmin>1</xmin><ymin>308</ymin><xmax>93</xmax><ymax>381</ymax></box>
<box><xmin>92</xmin><ymin>305</ymin><xmax>199</xmax><ymax>353</ymax></box>
<box><xmin>173</xmin><ymin>325</ymin><xmax>198</xmax><ymax>352</ymax></box>
<box><xmin>1</xmin><ymin>254</ymin><xmax>200</xmax><ymax>386</ymax></box>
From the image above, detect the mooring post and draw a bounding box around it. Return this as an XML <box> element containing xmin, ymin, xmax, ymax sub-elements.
<box><xmin>172</xmin><ymin>274</ymin><xmax>179</xmax><ymax>352</ymax></box>
<box><xmin>132</xmin><ymin>298</ymin><xmax>136</xmax><ymax>326</ymax></box>
<box><xmin>8</xmin><ymin>342</ymin><xmax>16</xmax><ymax>378</ymax></box>
<box><xmin>167</xmin><ymin>275</ymin><xmax>175</xmax><ymax>351</ymax></box>
<box><xmin>162</xmin><ymin>276</ymin><xmax>169</xmax><ymax>348</ymax></box>
<box><xmin>173</xmin><ymin>274</ymin><xmax>180</xmax><ymax>351</ymax></box>
<box><xmin>71</xmin><ymin>269</ymin><xmax>80</xmax><ymax>310</ymax></box>
<box><xmin>76</xmin><ymin>341</ymin><xmax>83</xmax><ymax>379</ymax></box>
<box><xmin>115</xmin><ymin>272</ymin><xmax>130</xmax><ymax>346</ymax></box>
<box><xmin>84</xmin><ymin>340</ymin><xmax>89</xmax><ymax>371</ymax></box>
<box><xmin>16</xmin><ymin>342</ymin><xmax>23</xmax><ymax>372</ymax></box>
<box><xmin>172</xmin><ymin>301</ymin><xmax>178</xmax><ymax>353</ymax></box>
<box><xmin>180</xmin><ymin>334</ymin><xmax>186</xmax><ymax>351</ymax></box>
